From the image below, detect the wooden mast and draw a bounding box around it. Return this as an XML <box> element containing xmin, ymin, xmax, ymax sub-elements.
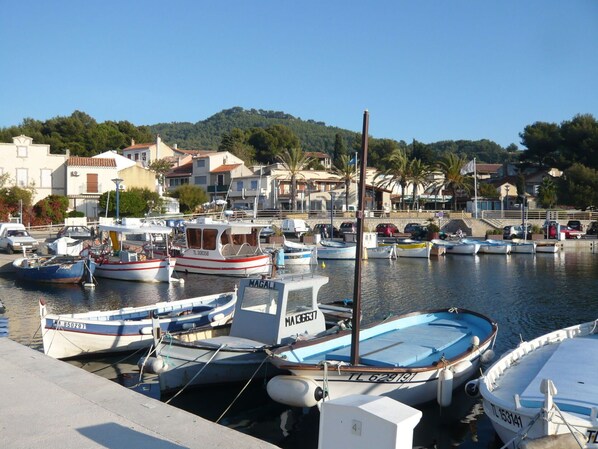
<box><xmin>350</xmin><ymin>110</ymin><xmax>369</xmax><ymax>366</ymax></box>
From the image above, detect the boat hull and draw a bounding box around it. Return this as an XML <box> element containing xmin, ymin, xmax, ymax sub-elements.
<box><xmin>395</xmin><ymin>242</ymin><xmax>431</xmax><ymax>258</ymax></box>
<box><xmin>478</xmin><ymin>320</ymin><xmax>598</xmax><ymax>447</ymax></box>
<box><xmin>283</xmin><ymin>250</ymin><xmax>316</xmax><ymax>265</ymax></box>
<box><xmin>13</xmin><ymin>257</ymin><xmax>95</xmax><ymax>284</ymax></box>
<box><xmin>175</xmin><ymin>253</ymin><xmax>271</xmax><ymax>276</ymax></box>
<box><xmin>94</xmin><ymin>258</ymin><xmax>175</xmax><ymax>282</ymax></box>
<box><xmin>40</xmin><ymin>292</ymin><xmax>236</xmax><ymax>359</ymax></box>
<box><xmin>317</xmin><ymin>242</ymin><xmax>357</xmax><ymax>260</ymax></box>
<box><xmin>366</xmin><ymin>245</ymin><xmax>395</xmax><ymax>259</ymax></box>
<box><xmin>479</xmin><ymin>241</ymin><xmax>511</xmax><ymax>254</ymax></box>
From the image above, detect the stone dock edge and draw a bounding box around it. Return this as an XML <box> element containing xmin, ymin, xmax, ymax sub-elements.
<box><xmin>0</xmin><ymin>338</ymin><xmax>278</xmax><ymax>449</ymax></box>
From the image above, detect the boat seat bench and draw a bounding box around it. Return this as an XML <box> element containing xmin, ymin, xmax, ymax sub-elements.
<box><xmin>324</xmin><ymin>320</ymin><xmax>472</xmax><ymax>367</ymax></box>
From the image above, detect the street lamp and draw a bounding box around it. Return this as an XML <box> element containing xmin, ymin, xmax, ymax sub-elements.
<box><xmin>505</xmin><ymin>185</ymin><xmax>510</xmax><ymax>215</ymax></box>
<box><xmin>111</xmin><ymin>178</ymin><xmax>123</xmax><ymax>221</ymax></box>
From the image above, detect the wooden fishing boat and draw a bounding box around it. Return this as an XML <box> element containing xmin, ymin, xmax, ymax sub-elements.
<box><xmin>431</xmin><ymin>239</ymin><xmax>480</xmax><ymax>255</ymax></box>
<box><xmin>316</xmin><ymin>240</ymin><xmax>357</xmax><ymax>260</ymax></box>
<box><xmin>394</xmin><ymin>241</ymin><xmax>431</xmax><ymax>258</ymax></box>
<box><xmin>478</xmin><ymin>239</ymin><xmax>512</xmax><ymax>255</ymax></box>
<box><xmin>13</xmin><ymin>255</ymin><xmax>95</xmax><ymax>284</ymax></box>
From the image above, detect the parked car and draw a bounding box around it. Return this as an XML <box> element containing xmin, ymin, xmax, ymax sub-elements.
<box><xmin>375</xmin><ymin>223</ymin><xmax>399</xmax><ymax>238</ymax></box>
<box><xmin>312</xmin><ymin>223</ymin><xmax>340</xmax><ymax>238</ymax></box>
<box><xmin>566</xmin><ymin>220</ymin><xmax>583</xmax><ymax>232</ymax></box>
<box><xmin>281</xmin><ymin>219</ymin><xmax>310</xmax><ymax>238</ymax></box>
<box><xmin>404</xmin><ymin>223</ymin><xmax>424</xmax><ymax>234</ymax></box>
<box><xmin>56</xmin><ymin>225</ymin><xmax>93</xmax><ymax>240</ymax></box>
<box><xmin>587</xmin><ymin>221</ymin><xmax>598</xmax><ymax>235</ymax></box>
<box><xmin>404</xmin><ymin>223</ymin><xmax>427</xmax><ymax>239</ymax></box>
<box><xmin>503</xmin><ymin>225</ymin><xmax>532</xmax><ymax>240</ymax></box>
<box><xmin>542</xmin><ymin>221</ymin><xmax>583</xmax><ymax>239</ymax></box>
<box><xmin>339</xmin><ymin>221</ymin><xmax>357</xmax><ymax>237</ymax></box>
<box><xmin>0</xmin><ymin>223</ymin><xmax>39</xmax><ymax>254</ymax></box>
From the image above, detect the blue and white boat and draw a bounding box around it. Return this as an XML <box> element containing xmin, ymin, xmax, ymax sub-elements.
<box><xmin>40</xmin><ymin>291</ymin><xmax>237</xmax><ymax>359</ymax></box>
<box><xmin>473</xmin><ymin>319</ymin><xmax>598</xmax><ymax>448</ymax></box>
<box><xmin>283</xmin><ymin>241</ymin><xmax>317</xmax><ymax>265</ymax></box>
<box><xmin>431</xmin><ymin>238</ymin><xmax>480</xmax><ymax>255</ymax></box>
<box><xmin>316</xmin><ymin>240</ymin><xmax>357</xmax><ymax>260</ymax></box>
<box><xmin>510</xmin><ymin>238</ymin><xmax>536</xmax><ymax>254</ymax></box>
<box><xmin>13</xmin><ymin>255</ymin><xmax>95</xmax><ymax>284</ymax></box>
<box><xmin>477</xmin><ymin>239</ymin><xmax>512</xmax><ymax>255</ymax></box>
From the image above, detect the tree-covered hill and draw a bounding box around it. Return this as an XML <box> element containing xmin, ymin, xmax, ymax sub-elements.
<box><xmin>149</xmin><ymin>107</ymin><xmax>358</xmax><ymax>153</ymax></box>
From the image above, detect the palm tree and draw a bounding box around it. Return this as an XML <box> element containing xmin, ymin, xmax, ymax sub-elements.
<box><xmin>433</xmin><ymin>153</ymin><xmax>472</xmax><ymax>211</ymax></box>
<box><xmin>375</xmin><ymin>149</ymin><xmax>409</xmax><ymax>210</ymax></box>
<box><xmin>332</xmin><ymin>154</ymin><xmax>357</xmax><ymax>212</ymax></box>
<box><xmin>277</xmin><ymin>147</ymin><xmax>313</xmax><ymax>212</ymax></box>
<box><xmin>406</xmin><ymin>159</ymin><xmax>431</xmax><ymax>209</ymax></box>
<box><xmin>537</xmin><ymin>176</ymin><xmax>558</xmax><ymax>208</ymax></box>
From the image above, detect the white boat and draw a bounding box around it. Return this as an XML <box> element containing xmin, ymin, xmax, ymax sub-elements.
<box><xmin>473</xmin><ymin>319</ymin><xmax>598</xmax><ymax>448</ymax></box>
<box><xmin>267</xmin><ymin>112</ymin><xmax>497</xmax><ymax>410</ymax></box>
<box><xmin>395</xmin><ymin>241</ymin><xmax>432</xmax><ymax>258</ymax></box>
<box><xmin>155</xmin><ymin>274</ymin><xmax>343</xmax><ymax>392</ymax></box>
<box><xmin>267</xmin><ymin>308</ymin><xmax>498</xmax><ymax>408</ymax></box>
<box><xmin>536</xmin><ymin>240</ymin><xmax>560</xmax><ymax>253</ymax></box>
<box><xmin>282</xmin><ymin>241</ymin><xmax>317</xmax><ymax>265</ymax></box>
<box><xmin>510</xmin><ymin>239</ymin><xmax>536</xmax><ymax>254</ymax></box>
<box><xmin>431</xmin><ymin>238</ymin><xmax>480</xmax><ymax>255</ymax></box>
<box><xmin>40</xmin><ymin>291</ymin><xmax>237</xmax><ymax>359</ymax></box>
<box><xmin>478</xmin><ymin>239</ymin><xmax>512</xmax><ymax>255</ymax></box>
<box><xmin>316</xmin><ymin>240</ymin><xmax>357</xmax><ymax>260</ymax></box>
<box><xmin>90</xmin><ymin>220</ymin><xmax>176</xmax><ymax>283</ymax></box>
<box><xmin>366</xmin><ymin>244</ymin><xmax>395</xmax><ymax>259</ymax></box>
<box><xmin>175</xmin><ymin>217</ymin><xmax>272</xmax><ymax>277</ymax></box>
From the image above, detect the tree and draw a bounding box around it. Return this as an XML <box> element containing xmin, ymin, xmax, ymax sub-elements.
<box><xmin>219</xmin><ymin>128</ymin><xmax>255</xmax><ymax>164</ymax></box>
<box><xmin>560</xmin><ymin>163</ymin><xmax>598</xmax><ymax>210</ymax></box>
<box><xmin>332</xmin><ymin>133</ymin><xmax>347</xmax><ymax>165</ymax></box>
<box><xmin>332</xmin><ymin>154</ymin><xmax>357</xmax><ymax>212</ymax></box>
<box><xmin>406</xmin><ymin>159</ymin><xmax>431</xmax><ymax>209</ymax></box>
<box><xmin>169</xmin><ymin>185</ymin><xmax>209</xmax><ymax>213</ymax></box>
<box><xmin>519</xmin><ymin>121</ymin><xmax>563</xmax><ymax>168</ymax></box>
<box><xmin>33</xmin><ymin>195</ymin><xmax>69</xmax><ymax>223</ymax></box>
<box><xmin>148</xmin><ymin>158</ymin><xmax>174</xmax><ymax>192</ymax></box>
<box><xmin>478</xmin><ymin>183</ymin><xmax>500</xmax><ymax>199</ymax></box>
<box><xmin>98</xmin><ymin>188</ymin><xmax>160</xmax><ymax>217</ymax></box>
<box><xmin>376</xmin><ymin>149</ymin><xmax>409</xmax><ymax>209</ymax></box>
<box><xmin>277</xmin><ymin>147</ymin><xmax>313</xmax><ymax>212</ymax></box>
<box><xmin>537</xmin><ymin>176</ymin><xmax>558</xmax><ymax>208</ymax></box>
<box><xmin>433</xmin><ymin>153</ymin><xmax>472</xmax><ymax>211</ymax></box>
<box><xmin>248</xmin><ymin>124</ymin><xmax>301</xmax><ymax>164</ymax></box>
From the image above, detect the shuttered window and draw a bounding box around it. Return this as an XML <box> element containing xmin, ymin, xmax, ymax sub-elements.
<box><xmin>87</xmin><ymin>173</ymin><xmax>98</xmax><ymax>193</ymax></box>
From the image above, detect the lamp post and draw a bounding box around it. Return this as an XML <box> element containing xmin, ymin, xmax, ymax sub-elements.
<box><xmin>111</xmin><ymin>178</ymin><xmax>123</xmax><ymax>221</ymax></box>
<box><xmin>505</xmin><ymin>185</ymin><xmax>510</xmax><ymax>216</ymax></box>
<box><xmin>19</xmin><ymin>199</ymin><xmax>23</xmax><ymax>224</ymax></box>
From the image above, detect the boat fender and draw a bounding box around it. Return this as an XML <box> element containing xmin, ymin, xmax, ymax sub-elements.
<box><xmin>452</xmin><ymin>360</ymin><xmax>473</xmax><ymax>376</ymax></box>
<box><xmin>480</xmin><ymin>349</ymin><xmax>495</xmax><ymax>364</ymax></box>
<box><xmin>267</xmin><ymin>375</ymin><xmax>324</xmax><ymax>408</ymax></box>
<box><xmin>519</xmin><ymin>432</ymin><xmax>586</xmax><ymax>449</ymax></box>
<box><xmin>437</xmin><ymin>368</ymin><xmax>454</xmax><ymax>407</ymax></box>
<box><xmin>139</xmin><ymin>327</ymin><xmax>153</xmax><ymax>335</ymax></box>
<box><xmin>465</xmin><ymin>379</ymin><xmax>481</xmax><ymax>398</ymax></box>
<box><xmin>210</xmin><ymin>313</ymin><xmax>225</xmax><ymax>323</ymax></box>
<box><xmin>138</xmin><ymin>356</ymin><xmax>169</xmax><ymax>374</ymax></box>
<box><xmin>470</xmin><ymin>335</ymin><xmax>480</xmax><ymax>347</ymax></box>
<box><xmin>182</xmin><ymin>323</ymin><xmax>196</xmax><ymax>330</ymax></box>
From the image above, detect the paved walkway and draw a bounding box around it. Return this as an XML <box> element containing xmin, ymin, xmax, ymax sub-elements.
<box><xmin>0</xmin><ymin>338</ymin><xmax>278</xmax><ymax>449</ymax></box>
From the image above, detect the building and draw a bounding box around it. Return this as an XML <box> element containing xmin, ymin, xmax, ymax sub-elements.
<box><xmin>122</xmin><ymin>135</ymin><xmax>175</xmax><ymax>168</ymax></box>
<box><xmin>0</xmin><ymin>135</ymin><xmax>69</xmax><ymax>204</ymax></box>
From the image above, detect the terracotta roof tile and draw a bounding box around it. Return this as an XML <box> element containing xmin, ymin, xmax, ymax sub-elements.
<box><xmin>67</xmin><ymin>157</ymin><xmax>117</xmax><ymax>167</ymax></box>
<box><xmin>123</xmin><ymin>143</ymin><xmax>153</xmax><ymax>150</ymax></box>
<box><xmin>166</xmin><ymin>162</ymin><xmax>193</xmax><ymax>177</ymax></box>
<box><xmin>210</xmin><ymin>163</ymin><xmax>241</xmax><ymax>173</ymax></box>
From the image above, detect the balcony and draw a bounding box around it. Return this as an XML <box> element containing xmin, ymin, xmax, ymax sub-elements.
<box><xmin>207</xmin><ymin>185</ymin><xmax>229</xmax><ymax>193</ymax></box>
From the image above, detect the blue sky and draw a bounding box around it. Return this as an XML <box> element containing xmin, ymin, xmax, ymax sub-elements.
<box><xmin>1</xmin><ymin>1</ymin><xmax>597</xmax><ymax>149</ymax></box>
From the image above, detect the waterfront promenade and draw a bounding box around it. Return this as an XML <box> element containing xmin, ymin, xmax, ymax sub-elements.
<box><xmin>0</xmin><ymin>338</ymin><xmax>278</xmax><ymax>449</ymax></box>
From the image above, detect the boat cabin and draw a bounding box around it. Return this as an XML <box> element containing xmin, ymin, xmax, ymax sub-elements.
<box><xmin>230</xmin><ymin>274</ymin><xmax>329</xmax><ymax>345</ymax></box>
<box><xmin>184</xmin><ymin>217</ymin><xmax>265</xmax><ymax>257</ymax></box>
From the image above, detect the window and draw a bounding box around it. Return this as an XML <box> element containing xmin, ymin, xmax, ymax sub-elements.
<box><xmin>127</xmin><ymin>154</ymin><xmax>131</xmax><ymax>159</ymax></box>
<box><xmin>202</xmin><ymin>229</ymin><xmax>217</xmax><ymax>250</ymax></box>
<box><xmin>217</xmin><ymin>174</ymin><xmax>225</xmax><ymax>185</ymax></box>
<box><xmin>196</xmin><ymin>159</ymin><xmax>206</xmax><ymax>168</ymax></box>
<box><xmin>87</xmin><ymin>173</ymin><xmax>98</xmax><ymax>193</ymax></box>
<box><xmin>194</xmin><ymin>176</ymin><xmax>206</xmax><ymax>185</ymax></box>
<box><xmin>41</xmin><ymin>169</ymin><xmax>52</xmax><ymax>188</ymax></box>
<box><xmin>240</xmin><ymin>285</ymin><xmax>279</xmax><ymax>315</ymax></box>
<box><xmin>134</xmin><ymin>153</ymin><xmax>139</xmax><ymax>161</ymax></box>
<box><xmin>16</xmin><ymin>168</ymin><xmax>27</xmax><ymax>186</ymax></box>
<box><xmin>186</xmin><ymin>229</ymin><xmax>201</xmax><ymax>248</ymax></box>
<box><xmin>251</xmin><ymin>180</ymin><xmax>258</xmax><ymax>190</ymax></box>
<box><xmin>236</xmin><ymin>181</ymin><xmax>243</xmax><ymax>191</ymax></box>
<box><xmin>141</xmin><ymin>153</ymin><xmax>147</xmax><ymax>161</ymax></box>
<box><xmin>17</xmin><ymin>146</ymin><xmax>27</xmax><ymax>157</ymax></box>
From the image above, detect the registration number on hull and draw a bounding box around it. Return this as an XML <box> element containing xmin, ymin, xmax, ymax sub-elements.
<box><xmin>347</xmin><ymin>372</ymin><xmax>416</xmax><ymax>383</ymax></box>
<box><xmin>489</xmin><ymin>403</ymin><xmax>523</xmax><ymax>429</ymax></box>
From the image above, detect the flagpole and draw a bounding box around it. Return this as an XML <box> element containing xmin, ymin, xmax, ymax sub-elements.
<box><xmin>474</xmin><ymin>158</ymin><xmax>478</xmax><ymax>219</ymax></box>
<box><xmin>354</xmin><ymin>151</ymin><xmax>358</xmax><ymax>209</ymax></box>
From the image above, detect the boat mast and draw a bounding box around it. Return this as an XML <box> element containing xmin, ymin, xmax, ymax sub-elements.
<box><xmin>350</xmin><ymin>110</ymin><xmax>369</xmax><ymax>366</ymax></box>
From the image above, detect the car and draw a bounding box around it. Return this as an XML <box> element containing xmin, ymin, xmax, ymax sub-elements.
<box><xmin>503</xmin><ymin>225</ymin><xmax>532</xmax><ymax>240</ymax></box>
<box><xmin>404</xmin><ymin>223</ymin><xmax>424</xmax><ymax>234</ymax></box>
<box><xmin>312</xmin><ymin>223</ymin><xmax>340</xmax><ymax>238</ymax></box>
<box><xmin>339</xmin><ymin>221</ymin><xmax>357</xmax><ymax>237</ymax></box>
<box><xmin>587</xmin><ymin>221</ymin><xmax>598</xmax><ymax>235</ymax></box>
<box><xmin>259</xmin><ymin>225</ymin><xmax>277</xmax><ymax>239</ymax></box>
<box><xmin>566</xmin><ymin>220</ymin><xmax>583</xmax><ymax>232</ymax></box>
<box><xmin>56</xmin><ymin>225</ymin><xmax>93</xmax><ymax>239</ymax></box>
<box><xmin>404</xmin><ymin>223</ymin><xmax>427</xmax><ymax>239</ymax></box>
<box><xmin>375</xmin><ymin>223</ymin><xmax>399</xmax><ymax>238</ymax></box>
<box><xmin>281</xmin><ymin>219</ymin><xmax>310</xmax><ymax>238</ymax></box>
<box><xmin>542</xmin><ymin>221</ymin><xmax>583</xmax><ymax>239</ymax></box>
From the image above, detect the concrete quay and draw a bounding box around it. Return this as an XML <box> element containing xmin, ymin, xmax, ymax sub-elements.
<box><xmin>0</xmin><ymin>338</ymin><xmax>278</xmax><ymax>449</ymax></box>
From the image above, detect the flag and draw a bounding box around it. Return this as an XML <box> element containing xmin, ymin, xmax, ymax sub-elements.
<box><xmin>460</xmin><ymin>159</ymin><xmax>475</xmax><ymax>175</ymax></box>
<box><xmin>349</xmin><ymin>156</ymin><xmax>357</xmax><ymax>166</ymax></box>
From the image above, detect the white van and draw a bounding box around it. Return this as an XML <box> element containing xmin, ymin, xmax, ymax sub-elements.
<box><xmin>0</xmin><ymin>223</ymin><xmax>39</xmax><ymax>254</ymax></box>
<box><xmin>281</xmin><ymin>219</ymin><xmax>310</xmax><ymax>238</ymax></box>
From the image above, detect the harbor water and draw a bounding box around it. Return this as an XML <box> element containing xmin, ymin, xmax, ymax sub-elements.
<box><xmin>1</xmin><ymin>250</ymin><xmax>597</xmax><ymax>448</ymax></box>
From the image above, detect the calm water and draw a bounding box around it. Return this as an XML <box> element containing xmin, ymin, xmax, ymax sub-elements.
<box><xmin>1</xmin><ymin>250</ymin><xmax>597</xmax><ymax>448</ymax></box>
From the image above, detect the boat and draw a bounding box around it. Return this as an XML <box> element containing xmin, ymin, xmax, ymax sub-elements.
<box><xmin>266</xmin><ymin>111</ymin><xmax>498</xmax><ymax>410</ymax></box>
<box><xmin>282</xmin><ymin>241</ymin><xmax>317</xmax><ymax>265</ymax></box>
<box><xmin>394</xmin><ymin>241</ymin><xmax>432</xmax><ymax>258</ymax></box>
<box><xmin>88</xmin><ymin>219</ymin><xmax>177</xmax><ymax>283</ymax></box>
<box><xmin>366</xmin><ymin>244</ymin><xmax>396</xmax><ymax>259</ymax></box>
<box><xmin>431</xmin><ymin>238</ymin><xmax>481</xmax><ymax>255</ymax></box>
<box><xmin>39</xmin><ymin>290</ymin><xmax>237</xmax><ymax>359</ymax></box>
<box><xmin>477</xmin><ymin>239</ymin><xmax>512</xmax><ymax>255</ymax></box>
<box><xmin>46</xmin><ymin>237</ymin><xmax>86</xmax><ymax>256</ymax></box>
<box><xmin>174</xmin><ymin>217</ymin><xmax>272</xmax><ymax>277</ymax></box>
<box><xmin>472</xmin><ymin>319</ymin><xmax>598</xmax><ymax>448</ymax></box>
<box><xmin>316</xmin><ymin>240</ymin><xmax>357</xmax><ymax>260</ymax></box>
<box><xmin>12</xmin><ymin>255</ymin><xmax>96</xmax><ymax>284</ymax></box>
<box><xmin>510</xmin><ymin>238</ymin><xmax>536</xmax><ymax>254</ymax></box>
<box><xmin>535</xmin><ymin>240</ymin><xmax>560</xmax><ymax>253</ymax></box>
<box><xmin>154</xmin><ymin>274</ymin><xmax>345</xmax><ymax>392</ymax></box>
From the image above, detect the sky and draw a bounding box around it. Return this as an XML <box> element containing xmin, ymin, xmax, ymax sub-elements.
<box><xmin>1</xmin><ymin>1</ymin><xmax>597</xmax><ymax>149</ymax></box>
